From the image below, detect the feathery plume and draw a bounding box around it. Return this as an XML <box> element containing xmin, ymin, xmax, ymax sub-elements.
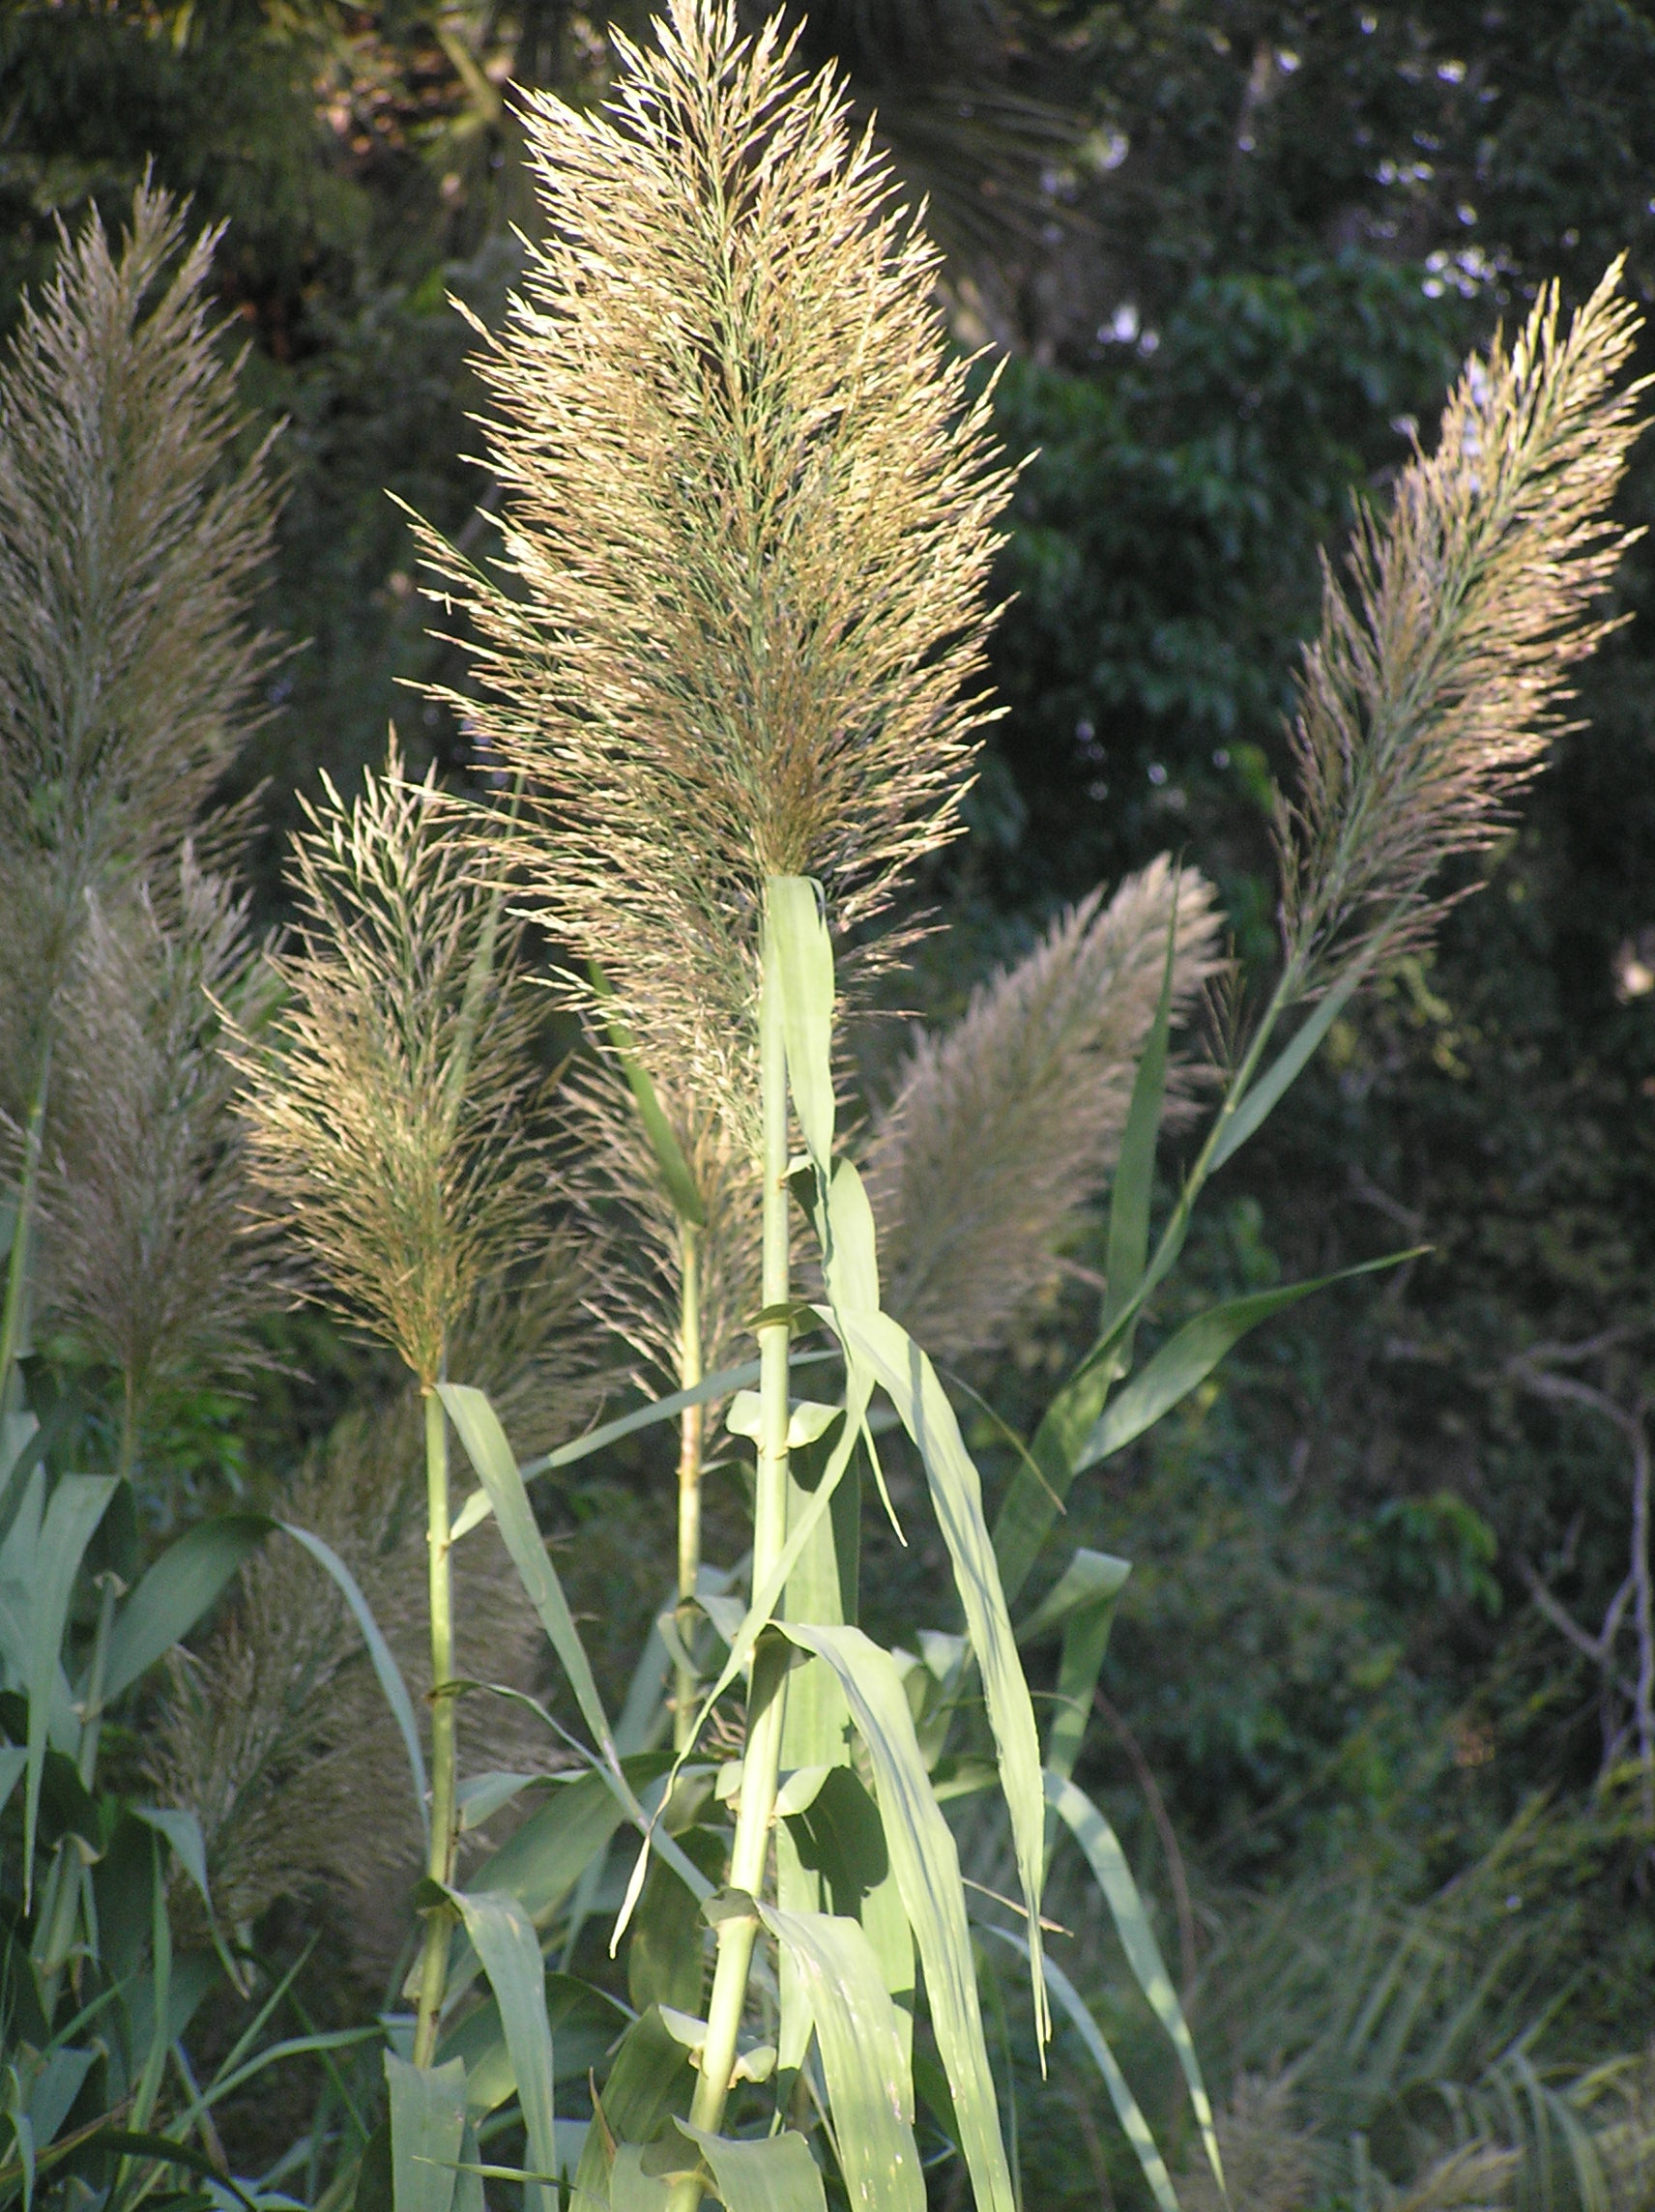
<box><xmin>36</xmin><ymin>853</ymin><xmax>293</xmax><ymax>1461</ymax></box>
<box><xmin>0</xmin><ymin>181</ymin><xmax>280</xmax><ymax>1113</ymax></box>
<box><xmin>862</xmin><ymin>858</ymin><xmax>1222</xmax><ymax>1364</ymax></box>
<box><xmin>421</xmin><ymin>0</ymin><xmax>1017</xmax><ymax>1141</ymax></box>
<box><xmin>225</xmin><ymin>742</ymin><xmax>552</xmax><ymax>1388</ymax></box>
<box><xmin>1274</xmin><ymin>265</ymin><xmax>1648</xmax><ymax>992</ymax></box>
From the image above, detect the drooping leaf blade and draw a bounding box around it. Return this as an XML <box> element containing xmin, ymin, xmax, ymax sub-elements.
<box><xmin>1074</xmin><ymin>1249</ymin><xmax>1424</xmax><ymax>1475</ymax></box>
<box><xmin>440</xmin><ymin>1384</ymin><xmax>617</xmax><ymax>1762</ymax></box>
<box><xmin>986</xmin><ymin>1932</ymin><xmax>1181</xmax><ymax>2212</ymax></box>
<box><xmin>1018</xmin><ymin>1550</ymin><xmax>1131</xmax><ymax>1794</ymax></box>
<box><xmin>780</xmin><ymin>1623</ymin><xmax>1014</xmax><ymax>2212</ymax></box>
<box><xmin>439</xmin><ymin>1387</ymin><xmax>710</xmax><ymax>1922</ymax></box>
<box><xmin>826</xmin><ymin>1310</ymin><xmax>1048</xmax><ymax>2046</ymax></box>
<box><xmin>1045</xmin><ymin>1772</ymin><xmax>1221</xmax><ymax>2194</ymax></box>
<box><xmin>676</xmin><ymin>2122</ymin><xmax>828</xmax><ymax>2212</ymax></box>
<box><xmin>102</xmin><ymin>1514</ymin><xmax>270</xmax><ymax>1703</ymax></box>
<box><xmin>761</xmin><ymin>1906</ymin><xmax>924</xmax><ymax>2212</ymax></box>
<box><xmin>282</xmin><ymin>1520</ymin><xmax>429</xmax><ymax>1848</ymax></box>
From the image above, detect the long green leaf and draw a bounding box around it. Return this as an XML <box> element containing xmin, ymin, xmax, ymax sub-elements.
<box><xmin>102</xmin><ymin>1515</ymin><xmax>270</xmax><ymax>1703</ymax></box>
<box><xmin>1074</xmin><ymin>1248</ymin><xmax>1424</xmax><ymax>1474</ymax></box>
<box><xmin>1105</xmin><ymin>893</ymin><xmax>1179</xmax><ymax>1333</ymax></box>
<box><xmin>776</xmin><ymin>1174</ymin><xmax>864</xmax><ymax>2073</ymax></box>
<box><xmin>23</xmin><ymin>1476</ymin><xmax>115</xmax><ymax>1900</ymax></box>
<box><xmin>1208</xmin><ymin>944</ymin><xmax>1378</xmax><ymax>1172</ymax></box>
<box><xmin>779</xmin><ymin>1623</ymin><xmax>1014</xmax><ymax>2212</ymax></box>
<box><xmin>571</xmin><ymin>2007</ymin><xmax>696</xmax><ymax>2209</ymax></box>
<box><xmin>827</xmin><ymin>1310</ymin><xmax>1048</xmax><ymax>2047</ymax></box>
<box><xmin>676</xmin><ymin>2123</ymin><xmax>828</xmax><ymax>2212</ymax></box>
<box><xmin>761</xmin><ymin>1906</ymin><xmax>924</xmax><ymax>2212</ymax></box>
<box><xmin>385</xmin><ymin>2053</ymin><xmax>465</xmax><ymax>2212</ymax></box>
<box><xmin>439</xmin><ymin>1387</ymin><xmax>710</xmax><ymax>1927</ymax></box>
<box><xmin>473</xmin><ymin>1769</ymin><xmax>629</xmax><ymax>1924</ymax></box>
<box><xmin>990</xmin><ymin>914</ymin><xmax>1176</xmax><ymax>1613</ymax></box>
<box><xmin>281</xmin><ymin>1520</ymin><xmax>429</xmax><ymax>1848</ymax></box>
<box><xmin>662</xmin><ymin>1363</ymin><xmax>869</xmax><ymax>1796</ymax></box>
<box><xmin>611</xmin><ymin>2144</ymin><xmax>675</xmax><ymax>2211</ymax></box>
<box><xmin>0</xmin><ymin>1745</ymin><xmax>26</xmax><ymax>1819</ymax></box>
<box><xmin>986</xmin><ymin>1932</ymin><xmax>1180</xmax><ymax>2212</ymax></box>
<box><xmin>66</xmin><ymin>2130</ymin><xmax>257</xmax><ymax>2211</ymax></box>
<box><xmin>767</xmin><ymin>878</ymin><xmax>835</xmax><ymax>1172</ymax></box>
<box><xmin>781</xmin><ymin>1767</ymin><xmax>914</xmax><ymax>2074</ymax></box>
<box><xmin>591</xmin><ymin>963</ymin><xmax>705</xmax><ymax>1228</ymax></box>
<box><xmin>1044</xmin><ymin>1773</ymin><xmax>1220</xmax><ymax>2194</ymax></box>
<box><xmin>440</xmin><ymin>1384</ymin><xmax>616</xmax><ymax>1761</ymax></box>
<box><xmin>1018</xmin><ymin>1550</ymin><xmax>1131</xmax><ymax>1794</ymax></box>
<box><xmin>1017</xmin><ymin>1549</ymin><xmax>1131</xmax><ymax>1646</ymax></box>
<box><xmin>444</xmin><ymin>1887</ymin><xmax>558</xmax><ymax>2212</ymax></box>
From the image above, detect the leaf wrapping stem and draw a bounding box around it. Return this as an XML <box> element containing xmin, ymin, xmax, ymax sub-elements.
<box><xmin>414</xmin><ymin>1384</ymin><xmax>459</xmax><ymax>2067</ymax></box>
<box><xmin>672</xmin><ymin>889</ymin><xmax>796</xmax><ymax>2200</ymax></box>
<box><xmin>675</xmin><ymin>1220</ymin><xmax>705</xmax><ymax>1752</ymax></box>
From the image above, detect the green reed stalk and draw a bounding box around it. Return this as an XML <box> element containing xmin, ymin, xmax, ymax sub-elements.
<box><xmin>413</xmin><ymin>1382</ymin><xmax>458</xmax><ymax>2067</ymax></box>
<box><xmin>675</xmin><ymin>1220</ymin><xmax>705</xmax><ymax>1752</ymax></box>
<box><xmin>672</xmin><ymin>904</ymin><xmax>794</xmax><ymax>2197</ymax></box>
<box><xmin>35</xmin><ymin>1571</ymin><xmax>117</xmax><ymax>2017</ymax></box>
<box><xmin>0</xmin><ymin>1039</ymin><xmax>51</xmax><ymax>1412</ymax></box>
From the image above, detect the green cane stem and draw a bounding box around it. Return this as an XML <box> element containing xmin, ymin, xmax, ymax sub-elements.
<box><xmin>669</xmin><ymin>896</ymin><xmax>793</xmax><ymax>2199</ymax></box>
<box><xmin>0</xmin><ymin>1037</ymin><xmax>51</xmax><ymax>1414</ymax></box>
<box><xmin>675</xmin><ymin>1219</ymin><xmax>706</xmax><ymax>1751</ymax></box>
<box><xmin>412</xmin><ymin>1382</ymin><xmax>458</xmax><ymax>2067</ymax></box>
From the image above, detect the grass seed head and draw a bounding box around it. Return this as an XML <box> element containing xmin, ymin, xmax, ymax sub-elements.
<box><xmin>864</xmin><ymin>856</ymin><xmax>1222</xmax><ymax>1363</ymax></box>
<box><xmin>37</xmin><ymin>853</ymin><xmax>294</xmax><ymax>1441</ymax></box>
<box><xmin>421</xmin><ymin>0</ymin><xmax>1017</xmax><ymax>1144</ymax></box>
<box><xmin>226</xmin><ymin>741</ymin><xmax>553</xmax><ymax>1387</ymax></box>
<box><xmin>0</xmin><ymin>182</ymin><xmax>280</xmax><ymax>1107</ymax></box>
<box><xmin>1275</xmin><ymin>265</ymin><xmax>1649</xmax><ymax>993</ymax></box>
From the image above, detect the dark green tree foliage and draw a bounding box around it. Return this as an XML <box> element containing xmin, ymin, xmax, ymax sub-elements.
<box><xmin>951</xmin><ymin>0</ymin><xmax>1655</xmax><ymax>1884</ymax></box>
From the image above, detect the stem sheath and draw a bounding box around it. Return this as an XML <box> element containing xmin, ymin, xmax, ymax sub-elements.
<box><xmin>675</xmin><ymin>1220</ymin><xmax>705</xmax><ymax>1752</ymax></box>
<box><xmin>670</xmin><ymin>894</ymin><xmax>793</xmax><ymax>2199</ymax></box>
<box><xmin>413</xmin><ymin>1383</ymin><xmax>458</xmax><ymax>2067</ymax></box>
<box><xmin>0</xmin><ymin>1037</ymin><xmax>51</xmax><ymax>1412</ymax></box>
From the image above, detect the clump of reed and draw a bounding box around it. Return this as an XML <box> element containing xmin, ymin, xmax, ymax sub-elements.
<box><xmin>0</xmin><ymin>182</ymin><xmax>280</xmax><ymax>1405</ymax></box>
<box><xmin>865</xmin><ymin>856</ymin><xmax>1222</xmax><ymax>1364</ymax></box>
<box><xmin>1274</xmin><ymin>266</ymin><xmax>1647</xmax><ymax>996</ymax></box>
<box><xmin>225</xmin><ymin>741</ymin><xmax>587</xmax><ymax>2063</ymax></box>
<box><xmin>418</xmin><ymin>0</ymin><xmax>1017</xmax><ymax>1144</ymax></box>
<box><xmin>35</xmin><ymin>851</ymin><xmax>292</xmax><ymax>1476</ymax></box>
